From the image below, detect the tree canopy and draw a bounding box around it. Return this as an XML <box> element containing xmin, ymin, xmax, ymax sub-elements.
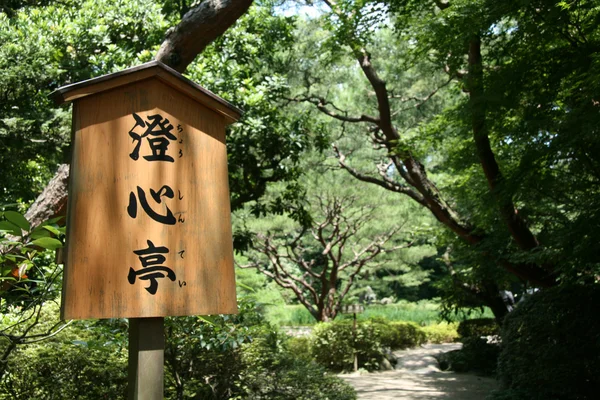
<box><xmin>2</xmin><ymin>0</ymin><xmax>599</xmax><ymax>320</ymax></box>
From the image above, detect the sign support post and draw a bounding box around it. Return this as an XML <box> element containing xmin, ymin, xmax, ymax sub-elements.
<box><xmin>340</xmin><ymin>304</ymin><xmax>365</xmax><ymax>373</ymax></box>
<box><xmin>128</xmin><ymin>317</ymin><xmax>165</xmax><ymax>400</ymax></box>
<box><xmin>353</xmin><ymin>312</ymin><xmax>358</xmax><ymax>372</ymax></box>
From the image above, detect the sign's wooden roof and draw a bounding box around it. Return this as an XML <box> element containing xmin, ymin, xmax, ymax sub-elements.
<box><xmin>50</xmin><ymin>60</ymin><xmax>242</xmax><ymax>125</ymax></box>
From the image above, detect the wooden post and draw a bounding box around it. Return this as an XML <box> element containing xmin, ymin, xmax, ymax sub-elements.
<box><xmin>128</xmin><ymin>318</ymin><xmax>164</xmax><ymax>400</ymax></box>
<box><xmin>340</xmin><ymin>304</ymin><xmax>364</xmax><ymax>373</ymax></box>
<box><xmin>353</xmin><ymin>312</ymin><xmax>358</xmax><ymax>372</ymax></box>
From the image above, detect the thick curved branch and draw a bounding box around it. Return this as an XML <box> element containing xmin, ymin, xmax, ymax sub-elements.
<box><xmin>467</xmin><ymin>38</ymin><xmax>545</xmax><ymax>256</ymax></box>
<box><xmin>356</xmin><ymin>50</ymin><xmax>398</xmax><ymax>139</ymax></box>
<box><xmin>156</xmin><ymin>0</ymin><xmax>254</xmax><ymax>72</ymax></box>
<box><xmin>352</xmin><ymin>50</ymin><xmax>479</xmax><ymax>244</ymax></box>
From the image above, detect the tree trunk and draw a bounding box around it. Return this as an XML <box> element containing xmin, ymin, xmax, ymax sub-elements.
<box><xmin>479</xmin><ymin>282</ymin><xmax>510</xmax><ymax>322</ymax></box>
<box><xmin>24</xmin><ymin>164</ymin><xmax>69</xmax><ymax>229</ymax></box>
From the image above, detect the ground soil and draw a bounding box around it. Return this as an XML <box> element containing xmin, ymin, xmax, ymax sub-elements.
<box><xmin>340</xmin><ymin>343</ymin><xmax>497</xmax><ymax>400</ymax></box>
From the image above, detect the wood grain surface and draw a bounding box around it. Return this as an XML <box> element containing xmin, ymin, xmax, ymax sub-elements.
<box><xmin>61</xmin><ymin>78</ymin><xmax>237</xmax><ymax>319</ymax></box>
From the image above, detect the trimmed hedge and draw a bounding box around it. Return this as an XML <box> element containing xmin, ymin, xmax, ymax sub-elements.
<box><xmin>312</xmin><ymin>321</ymin><xmax>383</xmax><ymax>372</ymax></box>
<box><xmin>388</xmin><ymin>322</ymin><xmax>427</xmax><ymax>349</ymax></box>
<box><xmin>369</xmin><ymin>320</ymin><xmax>426</xmax><ymax>350</ymax></box>
<box><xmin>493</xmin><ymin>284</ymin><xmax>600</xmax><ymax>400</ymax></box>
<box><xmin>422</xmin><ymin>322</ymin><xmax>459</xmax><ymax>343</ymax></box>
<box><xmin>310</xmin><ymin>318</ymin><xmax>438</xmax><ymax>372</ymax></box>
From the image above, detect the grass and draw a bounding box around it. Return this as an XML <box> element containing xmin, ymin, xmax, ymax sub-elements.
<box><xmin>264</xmin><ymin>300</ymin><xmax>494</xmax><ymax>327</ymax></box>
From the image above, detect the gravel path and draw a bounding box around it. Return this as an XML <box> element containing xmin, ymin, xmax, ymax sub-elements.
<box><xmin>340</xmin><ymin>344</ymin><xmax>497</xmax><ymax>400</ymax></box>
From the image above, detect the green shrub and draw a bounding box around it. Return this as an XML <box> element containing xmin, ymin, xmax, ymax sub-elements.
<box><xmin>422</xmin><ymin>322</ymin><xmax>459</xmax><ymax>343</ymax></box>
<box><xmin>389</xmin><ymin>322</ymin><xmax>427</xmax><ymax>350</ymax></box>
<box><xmin>457</xmin><ymin>318</ymin><xmax>499</xmax><ymax>339</ymax></box>
<box><xmin>0</xmin><ymin>300</ymin><xmax>355</xmax><ymax>400</ymax></box>
<box><xmin>362</xmin><ymin>318</ymin><xmax>426</xmax><ymax>350</ymax></box>
<box><xmin>1</xmin><ymin>340</ymin><xmax>127</xmax><ymax>400</ymax></box>
<box><xmin>437</xmin><ymin>337</ymin><xmax>499</xmax><ymax>375</ymax></box>
<box><xmin>0</xmin><ymin>310</ymin><xmax>128</xmax><ymax>400</ymax></box>
<box><xmin>287</xmin><ymin>336</ymin><xmax>313</xmax><ymax>361</ymax></box>
<box><xmin>238</xmin><ymin>332</ymin><xmax>356</xmax><ymax>400</ymax></box>
<box><xmin>312</xmin><ymin>321</ymin><xmax>383</xmax><ymax>372</ymax></box>
<box><xmin>496</xmin><ymin>284</ymin><xmax>600</xmax><ymax>400</ymax></box>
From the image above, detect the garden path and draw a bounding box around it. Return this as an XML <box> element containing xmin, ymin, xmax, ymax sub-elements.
<box><xmin>340</xmin><ymin>343</ymin><xmax>497</xmax><ymax>400</ymax></box>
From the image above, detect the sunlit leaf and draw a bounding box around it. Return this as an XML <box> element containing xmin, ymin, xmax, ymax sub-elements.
<box><xmin>31</xmin><ymin>237</ymin><xmax>63</xmax><ymax>250</ymax></box>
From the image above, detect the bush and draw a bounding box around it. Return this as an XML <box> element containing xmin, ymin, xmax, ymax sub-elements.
<box><xmin>312</xmin><ymin>321</ymin><xmax>383</xmax><ymax>372</ymax></box>
<box><xmin>382</xmin><ymin>321</ymin><xmax>426</xmax><ymax>349</ymax></box>
<box><xmin>0</xmin><ymin>305</ymin><xmax>128</xmax><ymax>400</ymax></box>
<box><xmin>0</xmin><ymin>300</ymin><xmax>356</xmax><ymax>400</ymax></box>
<box><xmin>362</xmin><ymin>318</ymin><xmax>426</xmax><ymax>350</ymax></box>
<box><xmin>1</xmin><ymin>340</ymin><xmax>127</xmax><ymax>400</ymax></box>
<box><xmin>287</xmin><ymin>336</ymin><xmax>313</xmax><ymax>361</ymax></box>
<box><xmin>495</xmin><ymin>284</ymin><xmax>600</xmax><ymax>400</ymax></box>
<box><xmin>457</xmin><ymin>318</ymin><xmax>499</xmax><ymax>339</ymax></box>
<box><xmin>422</xmin><ymin>322</ymin><xmax>459</xmax><ymax>343</ymax></box>
<box><xmin>238</xmin><ymin>332</ymin><xmax>356</xmax><ymax>400</ymax></box>
<box><xmin>437</xmin><ymin>337</ymin><xmax>499</xmax><ymax>375</ymax></box>
<box><xmin>390</xmin><ymin>321</ymin><xmax>427</xmax><ymax>349</ymax></box>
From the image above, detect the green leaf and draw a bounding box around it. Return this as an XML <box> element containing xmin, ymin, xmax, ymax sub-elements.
<box><xmin>0</xmin><ymin>221</ymin><xmax>21</xmax><ymax>236</ymax></box>
<box><xmin>41</xmin><ymin>217</ymin><xmax>65</xmax><ymax>225</ymax></box>
<box><xmin>236</xmin><ymin>281</ymin><xmax>255</xmax><ymax>292</ymax></box>
<box><xmin>41</xmin><ymin>225</ymin><xmax>61</xmax><ymax>236</ymax></box>
<box><xmin>4</xmin><ymin>211</ymin><xmax>30</xmax><ymax>231</ymax></box>
<box><xmin>30</xmin><ymin>229</ymin><xmax>52</xmax><ymax>239</ymax></box>
<box><xmin>31</xmin><ymin>237</ymin><xmax>63</xmax><ymax>250</ymax></box>
<box><xmin>198</xmin><ymin>316</ymin><xmax>216</xmax><ymax>325</ymax></box>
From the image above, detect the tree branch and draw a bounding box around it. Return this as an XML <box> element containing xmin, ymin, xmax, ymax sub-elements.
<box><xmin>467</xmin><ymin>38</ymin><xmax>547</xmax><ymax>261</ymax></box>
<box><xmin>156</xmin><ymin>0</ymin><xmax>255</xmax><ymax>72</ymax></box>
<box><xmin>333</xmin><ymin>144</ymin><xmax>428</xmax><ymax>205</ymax></box>
<box><xmin>287</xmin><ymin>95</ymin><xmax>380</xmax><ymax>124</ymax></box>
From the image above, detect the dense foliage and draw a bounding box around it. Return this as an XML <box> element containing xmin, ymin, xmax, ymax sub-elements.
<box><xmin>0</xmin><ymin>0</ymin><xmax>168</xmax><ymax>204</ymax></box>
<box><xmin>0</xmin><ymin>304</ymin><xmax>128</xmax><ymax>400</ymax></box>
<box><xmin>0</xmin><ymin>300</ymin><xmax>356</xmax><ymax>400</ymax></box>
<box><xmin>238</xmin><ymin>333</ymin><xmax>357</xmax><ymax>400</ymax></box>
<box><xmin>494</xmin><ymin>285</ymin><xmax>600</xmax><ymax>400</ymax></box>
<box><xmin>277</xmin><ymin>0</ymin><xmax>600</xmax><ymax>319</ymax></box>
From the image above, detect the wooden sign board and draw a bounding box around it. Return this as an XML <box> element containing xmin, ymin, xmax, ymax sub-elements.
<box><xmin>53</xmin><ymin>61</ymin><xmax>242</xmax><ymax>319</ymax></box>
